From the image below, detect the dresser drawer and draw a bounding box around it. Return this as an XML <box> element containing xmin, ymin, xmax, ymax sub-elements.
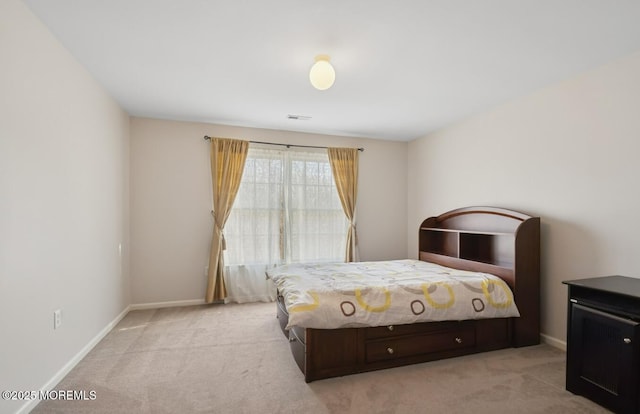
<box><xmin>366</xmin><ymin>326</ymin><xmax>476</xmax><ymax>363</ymax></box>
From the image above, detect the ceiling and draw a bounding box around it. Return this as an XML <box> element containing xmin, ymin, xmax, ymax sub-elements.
<box><xmin>23</xmin><ymin>0</ymin><xmax>640</xmax><ymax>141</ymax></box>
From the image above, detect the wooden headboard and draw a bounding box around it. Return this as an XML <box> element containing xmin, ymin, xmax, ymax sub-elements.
<box><xmin>419</xmin><ymin>206</ymin><xmax>540</xmax><ymax>347</ymax></box>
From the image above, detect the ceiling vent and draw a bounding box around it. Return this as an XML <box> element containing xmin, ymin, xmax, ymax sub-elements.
<box><xmin>287</xmin><ymin>114</ymin><xmax>312</xmax><ymax>120</ymax></box>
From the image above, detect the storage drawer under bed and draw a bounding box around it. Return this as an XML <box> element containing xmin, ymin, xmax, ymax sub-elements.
<box><xmin>365</xmin><ymin>320</ymin><xmax>474</xmax><ymax>339</ymax></box>
<box><xmin>365</xmin><ymin>324</ymin><xmax>476</xmax><ymax>363</ymax></box>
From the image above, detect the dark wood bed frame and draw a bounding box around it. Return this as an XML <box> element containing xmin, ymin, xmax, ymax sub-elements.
<box><xmin>276</xmin><ymin>206</ymin><xmax>540</xmax><ymax>382</ymax></box>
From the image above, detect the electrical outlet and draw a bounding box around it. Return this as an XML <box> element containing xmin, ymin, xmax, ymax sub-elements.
<box><xmin>53</xmin><ymin>309</ymin><xmax>62</xmax><ymax>329</ymax></box>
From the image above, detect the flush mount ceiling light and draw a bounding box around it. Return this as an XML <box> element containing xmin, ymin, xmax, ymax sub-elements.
<box><xmin>309</xmin><ymin>54</ymin><xmax>335</xmax><ymax>90</ymax></box>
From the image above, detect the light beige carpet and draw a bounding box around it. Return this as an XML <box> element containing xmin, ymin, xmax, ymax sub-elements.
<box><xmin>33</xmin><ymin>303</ymin><xmax>609</xmax><ymax>414</ymax></box>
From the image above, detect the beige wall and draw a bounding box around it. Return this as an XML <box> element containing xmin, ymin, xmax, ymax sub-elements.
<box><xmin>408</xmin><ymin>51</ymin><xmax>640</xmax><ymax>345</ymax></box>
<box><xmin>130</xmin><ymin>118</ymin><xmax>408</xmax><ymax>304</ymax></box>
<box><xmin>0</xmin><ymin>1</ymin><xmax>130</xmax><ymax>412</ymax></box>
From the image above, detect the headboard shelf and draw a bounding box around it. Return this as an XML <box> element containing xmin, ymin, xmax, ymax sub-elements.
<box><xmin>420</xmin><ymin>228</ymin><xmax>515</xmax><ymax>267</ymax></box>
<box><xmin>419</xmin><ymin>206</ymin><xmax>540</xmax><ymax>347</ymax></box>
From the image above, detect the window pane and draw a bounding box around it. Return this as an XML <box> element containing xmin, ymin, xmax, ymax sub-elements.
<box><xmin>320</xmin><ymin>163</ymin><xmax>332</xmax><ymax>185</ymax></box>
<box><xmin>304</xmin><ymin>186</ymin><xmax>318</xmax><ymax>207</ymax></box>
<box><xmin>305</xmin><ymin>162</ymin><xmax>319</xmax><ymax>185</ymax></box>
<box><xmin>254</xmin><ymin>159</ymin><xmax>269</xmax><ymax>183</ymax></box>
<box><xmin>290</xmin><ymin>184</ymin><xmax>302</xmax><ymax>209</ymax></box>
<box><xmin>291</xmin><ymin>160</ymin><xmax>305</xmax><ymax>184</ymax></box>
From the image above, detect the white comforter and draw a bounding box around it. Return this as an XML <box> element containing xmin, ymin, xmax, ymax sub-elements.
<box><xmin>267</xmin><ymin>259</ymin><xmax>520</xmax><ymax>329</ymax></box>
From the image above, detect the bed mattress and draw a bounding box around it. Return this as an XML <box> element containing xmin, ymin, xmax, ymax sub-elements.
<box><xmin>266</xmin><ymin>259</ymin><xmax>520</xmax><ymax>329</ymax></box>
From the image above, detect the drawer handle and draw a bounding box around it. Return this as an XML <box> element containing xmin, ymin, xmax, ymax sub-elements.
<box><xmin>387</xmin><ymin>325</ymin><xmax>394</xmax><ymax>331</ymax></box>
<box><xmin>387</xmin><ymin>347</ymin><xmax>394</xmax><ymax>355</ymax></box>
<box><xmin>455</xmin><ymin>337</ymin><xmax>463</xmax><ymax>344</ymax></box>
<box><xmin>624</xmin><ymin>338</ymin><xmax>632</xmax><ymax>344</ymax></box>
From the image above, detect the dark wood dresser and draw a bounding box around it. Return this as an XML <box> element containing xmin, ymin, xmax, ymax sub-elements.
<box><xmin>563</xmin><ymin>276</ymin><xmax>640</xmax><ymax>413</ymax></box>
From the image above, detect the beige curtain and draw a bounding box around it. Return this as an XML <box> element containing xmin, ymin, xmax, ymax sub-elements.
<box><xmin>206</xmin><ymin>137</ymin><xmax>249</xmax><ymax>303</ymax></box>
<box><xmin>328</xmin><ymin>147</ymin><xmax>359</xmax><ymax>262</ymax></box>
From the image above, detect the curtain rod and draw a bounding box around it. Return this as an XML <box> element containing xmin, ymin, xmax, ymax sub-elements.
<box><xmin>203</xmin><ymin>135</ymin><xmax>364</xmax><ymax>152</ymax></box>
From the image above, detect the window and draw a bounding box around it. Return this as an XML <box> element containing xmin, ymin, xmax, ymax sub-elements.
<box><xmin>225</xmin><ymin>147</ymin><xmax>348</xmax><ymax>267</ymax></box>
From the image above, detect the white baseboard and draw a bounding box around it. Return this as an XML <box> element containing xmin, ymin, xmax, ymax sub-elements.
<box><xmin>129</xmin><ymin>298</ymin><xmax>206</xmax><ymax>310</ymax></box>
<box><xmin>541</xmin><ymin>333</ymin><xmax>566</xmax><ymax>351</ymax></box>
<box><xmin>17</xmin><ymin>305</ymin><xmax>131</xmax><ymax>414</ymax></box>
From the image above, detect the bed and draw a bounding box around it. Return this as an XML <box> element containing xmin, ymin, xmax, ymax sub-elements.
<box><xmin>267</xmin><ymin>206</ymin><xmax>540</xmax><ymax>382</ymax></box>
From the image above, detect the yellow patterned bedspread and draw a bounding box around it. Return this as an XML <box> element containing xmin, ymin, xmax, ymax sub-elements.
<box><xmin>266</xmin><ymin>259</ymin><xmax>519</xmax><ymax>329</ymax></box>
